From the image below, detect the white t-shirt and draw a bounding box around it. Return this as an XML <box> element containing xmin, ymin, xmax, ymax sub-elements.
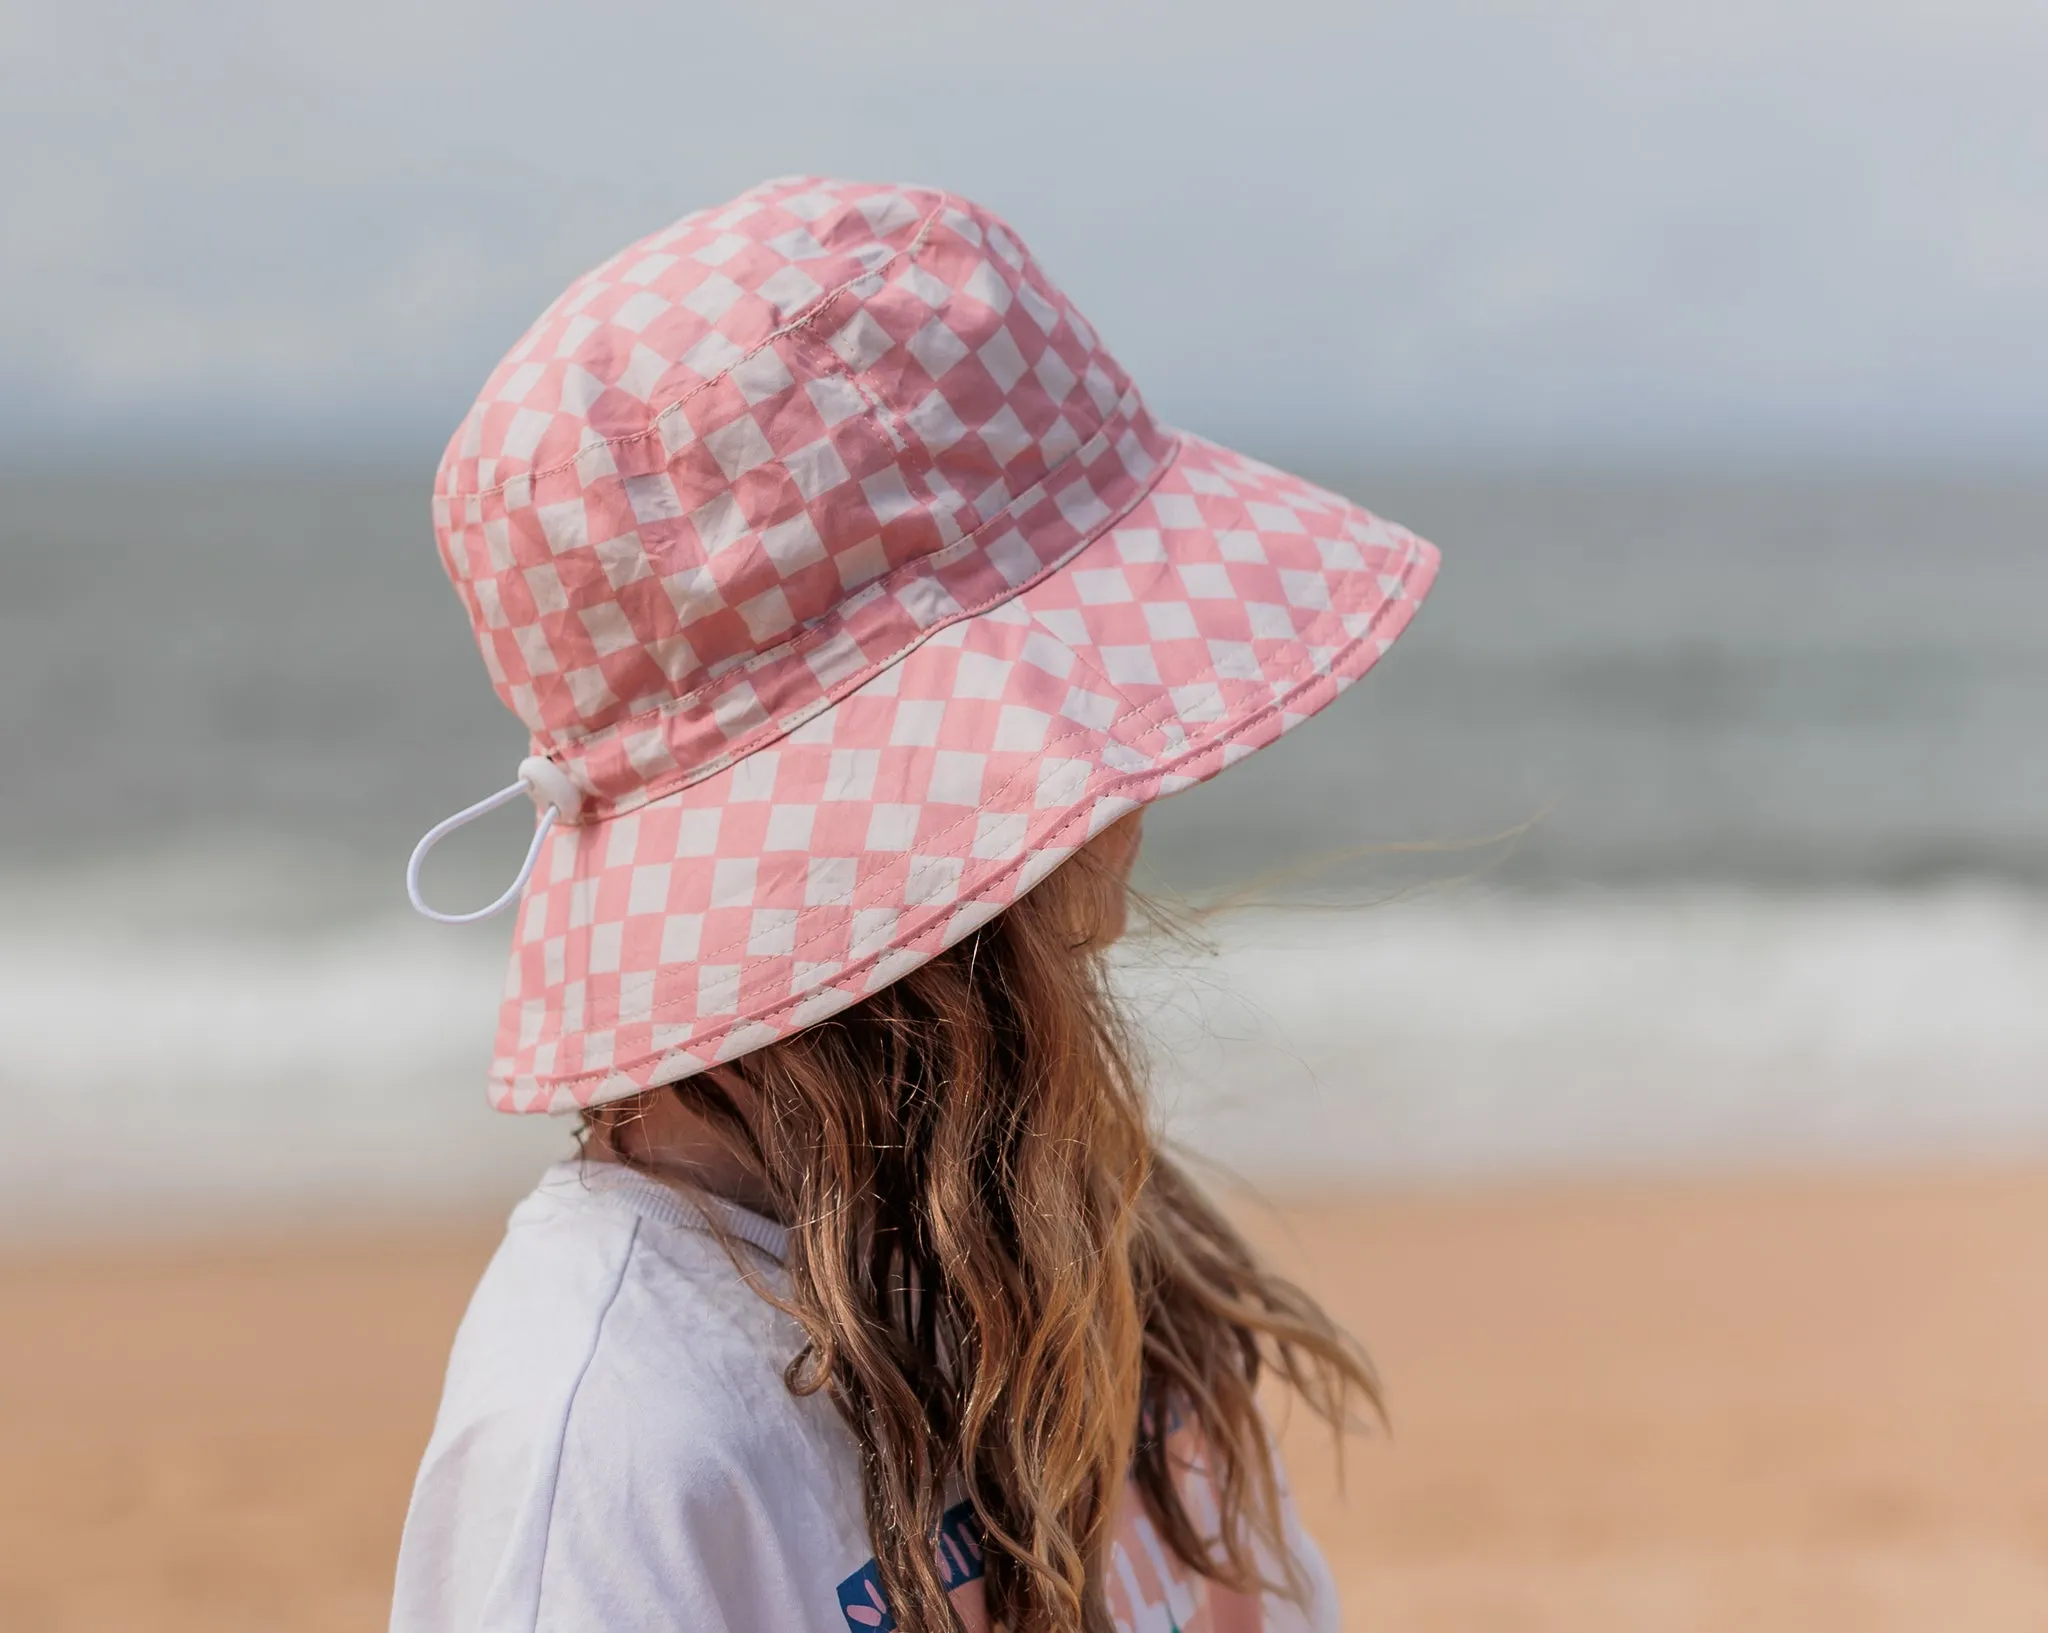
<box><xmin>391</xmin><ymin>1160</ymin><xmax>1340</xmax><ymax>1633</ymax></box>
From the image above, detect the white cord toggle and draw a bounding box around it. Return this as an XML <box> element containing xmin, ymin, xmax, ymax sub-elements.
<box><xmin>407</xmin><ymin>755</ymin><xmax>586</xmax><ymax>925</ymax></box>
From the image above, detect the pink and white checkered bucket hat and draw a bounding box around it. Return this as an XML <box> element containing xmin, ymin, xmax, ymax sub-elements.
<box><xmin>412</xmin><ymin>177</ymin><xmax>1438</xmax><ymax>1114</ymax></box>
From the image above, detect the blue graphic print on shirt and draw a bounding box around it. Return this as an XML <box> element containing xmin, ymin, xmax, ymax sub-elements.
<box><xmin>836</xmin><ymin>1500</ymin><xmax>985</xmax><ymax>1630</ymax></box>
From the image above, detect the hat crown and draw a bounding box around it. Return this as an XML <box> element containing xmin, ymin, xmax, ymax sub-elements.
<box><xmin>433</xmin><ymin>177</ymin><xmax>1171</xmax><ymax>816</ymax></box>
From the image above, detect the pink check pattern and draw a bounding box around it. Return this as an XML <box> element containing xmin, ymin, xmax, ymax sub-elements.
<box><xmin>435</xmin><ymin>177</ymin><xmax>1172</xmax><ymax>814</ymax></box>
<box><xmin>430</xmin><ymin>178</ymin><xmax>1438</xmax><ymax>1112</ymax></box>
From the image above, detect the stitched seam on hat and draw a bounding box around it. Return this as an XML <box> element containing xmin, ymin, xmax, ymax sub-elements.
<box><xmin>531</xmin><ymin>326</ymin><xmax>947</xmax><ymax>769</ymax></box>
<box><xmin>558</xmin><ymin>417</ymin><xmax>1170</xmax><ymax>814</ymax></box>
<box><xmin>545</xmin><ymin>401</ymin><xmax>1172</xmax><ymax>797</ymax></box>
<box><xmin>861</xmin><ymin>198</ymin><xmax>1107</xmax><ymax>523</ymax></box>
<box><xmin>785</xmin><ymin>320</ymin><xmax>911</xmax><ymax>489</ymax></box>
<box><xmin>515</xmin><ymin>526</ymin><xmax>1438</xmax><ymax>1088</ymax></box>
<box><xmin>543</xmin><ymin>384</ymin><xmax>1156</xmax><ymax>761</ymax></box>
<box><xmin>453</xmin><ymin>200</ymin><xmax>949</xmax><ymax>503</ymax></box>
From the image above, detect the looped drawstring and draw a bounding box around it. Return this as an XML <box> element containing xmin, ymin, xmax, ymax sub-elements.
<box><xmin>406</xmin><ymin>756</ymin><xmax>585</xmax><ymax>925</ymax></box>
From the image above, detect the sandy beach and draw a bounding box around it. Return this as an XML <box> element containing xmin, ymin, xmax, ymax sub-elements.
<box><xmin>6</xmin><ymin>1164</ymin><xmax>2046</xmax><ymax>1633</ymax></box>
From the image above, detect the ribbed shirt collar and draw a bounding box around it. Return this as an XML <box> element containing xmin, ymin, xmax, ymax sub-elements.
<box><xmin>539</xmin><ymin>1159</ymin><xmax>790</xmax><ymax>1262</ymax></box>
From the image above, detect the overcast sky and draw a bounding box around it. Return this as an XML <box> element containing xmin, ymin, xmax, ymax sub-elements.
<box><xmin>3</xmin><ymin>0</ymin><xmax>2043</xmax><ymax>463</ymax></box>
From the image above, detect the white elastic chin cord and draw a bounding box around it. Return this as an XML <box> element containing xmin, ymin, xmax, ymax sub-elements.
<box><xmin>406</xmin><ymin>755</ymin><xmax>585</xmax><ymax>924</ymax></box>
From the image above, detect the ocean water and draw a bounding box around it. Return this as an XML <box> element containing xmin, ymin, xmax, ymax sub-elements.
<box><xmin>3</xmin><ymin>462</ymin><xmax>2043</xmax><ymax>1230</ymax></box>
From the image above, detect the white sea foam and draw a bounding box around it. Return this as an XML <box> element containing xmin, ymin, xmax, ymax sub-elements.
<box><xmin>1127</xmin><ymin>887</ymin><xmax>2048</xmax><ymax>1183</ymax></box>
<box><xmin>4</xmin><ymin>887</ymin><xmax>2045</xmax><ymax>1233</ymax></box>
<box><xmin>0</xmin><ymin>915</ymin><xmax>569</xmax><ymax>1234</ymax></box>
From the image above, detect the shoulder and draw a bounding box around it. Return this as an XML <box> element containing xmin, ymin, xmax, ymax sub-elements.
<box><xmin>538</xmin><ymin>1210</ymin><xmax>873</xmax><ymax>1616</ymax></box>
<box><xmin>556</xmin><ymin>1193</ymin><xmax>850</xmax><ymax>1485</ymax></box>
<box><xmin>429</xmin><ymin>1169</ymin><xmax>803</xmax><ymax>1443</ymax></box>
<box><xmin>392</xmin><ymin>1173</ymin><xmax>872</xmax><ymax>1633</ymax></box>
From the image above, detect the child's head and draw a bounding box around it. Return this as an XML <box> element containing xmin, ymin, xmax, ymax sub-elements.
<box><xmin>412</xmin><ymin>176</ymin><xmax>1436</xmax><ymax>1633</ymax></box>
<box><xmin>588</xmin><ymin>809</ymin><xmax>1374</xmax><ymax>1633</ymax></box>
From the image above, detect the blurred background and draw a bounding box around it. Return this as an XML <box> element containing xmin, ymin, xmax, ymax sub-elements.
<box><xmin>3</xmin><ymin>2</ymin><xmax>2045</xmax><ymax>1629</ymax></box>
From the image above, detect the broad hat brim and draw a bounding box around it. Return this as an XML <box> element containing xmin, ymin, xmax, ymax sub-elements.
<box><xmin>492</xmin><ymin>430</ymin><xmax>1435</xmax><ymax>1113</ymax></box>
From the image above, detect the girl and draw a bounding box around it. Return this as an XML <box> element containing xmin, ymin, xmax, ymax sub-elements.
<box><xmin>394</xmin><ymin>176</ymin><xmax>1438</xmax><ymax>1633</ymax></box>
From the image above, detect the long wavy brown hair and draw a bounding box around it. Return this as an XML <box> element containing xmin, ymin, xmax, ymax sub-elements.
<box><xmin>585</xmin><ymin>818</ymin><xmax>1379</xmax><ymax>1633</ymax></box>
